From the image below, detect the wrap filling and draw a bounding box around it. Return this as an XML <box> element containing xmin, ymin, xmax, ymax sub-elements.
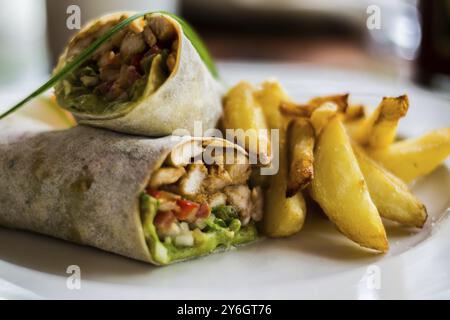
<box><xmin>140</xmin><ymin>140</ymin><xmax>263</xmax><ymax>264</ymax></box>
<box><xmin>55</xmin><ymin>14</ymin><xmax>178</xmax><ymax>117</ymax></box>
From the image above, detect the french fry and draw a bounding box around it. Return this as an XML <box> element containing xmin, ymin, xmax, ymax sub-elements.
<box><xmin>310</xmin><ymin>116</ymin><xmax>388</xmax><ymax>252</ymax></box>
<box><xmin>353</xmin><ymin>144</ymin><xmax>427</xmax><ymax>228</ymax></box>
<box><xmin>255</xmin><ymin>81</ymin><xmax>307</xmax><ymax>237</ymax></box>
<box><xmin>262</xmin><ymin>153</ymin><xmax>307</xmax><ymax>237</ymax></box>
<box><xmin>309</xmin><ymin>93</ymin><xmax>349</xmax><ymax>114</ymax></box>
<box><xmin>368</xmin><ymin>127</ymin><xmax>450</xmax><ymax>183</ymax></box>
<box><xmin>254</xmin><ymin>81</ymin><xmax>290</xmax><ymax>130</ymax></box>
<box><xmin>353</xmin><ymin>95</ymin><xmax>409</xmax><ymax>148</ymax></box>
<box><xmin>345</xmin><ymin>117</ymin><xmax>365</xmax><ymax>139</ymax></box>
<box><xmin>310</xmin><ymin>102</ymin><xmax>339</xmax><ymax>135</ymax></box>
<box><xmin>223</xmin><ymin>81</ymin><xmax>271</xmax><ymax>163</ymax></box>
<box><xmin>345</xmin><ymin>104</ymin><xmax>366</xmax><ymax>122</ymax></box>
<box><xmin>279</xmin><ymin>93</ymin><xmax>349</xmax><ymax>118</ymax></box>
<box><xmin>286</xmin><ymin>118</ymin><xmax>315</xmax><ymax>197</ymax></box>
<box><xmin>279</xmin><ymin>101</ymin><xmax>311</xmax><ymax>118</ymax></box>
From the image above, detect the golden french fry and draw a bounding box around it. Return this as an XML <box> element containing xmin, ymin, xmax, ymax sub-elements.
<box><xmin>223</xmin><ymin>81</ymin><xmax>271</xmax><ymax>163</ymax></box>
<box><xmin>262</xmin><ymin>156</ymin><xmax>307</xmax><ymax>237</ymax></box>
<box><xmin>279</xmin><ymin>93</ymin><xmax>349</xmax><ymax>119</ymax></box>
<box><xmin>368</xmin><ymin>127</ymin><xmax>450</xmax><ymax>183</ymax></box>
<box><xmin>354</xmin><ymin>95</ymin><xmax>409</xmax><ymax>148</ymax></box>
<box><xmin>310</xmin><ymin>116</ymin><xmax>388</xmax><ymax>252</ymax></box>
<box><xmin>255</xmin><ymin>81</ymin><xmax>307</xmax><ymax>237</ymax></box>
<box><xmin>345</xmin><ymin>117</ymin><xmax>365</xmax><ymax>138</ymax></box>
<box><xmin>262</xmin><ymin>151</ymin><xmax>307</xmax><ymax>237</ymax></box>
<box><xmin>310</xmin><ymin>102</ymin><xmax>339</xmax><ymax>135</ymax></box>
<box><xmin>354</xmin><ymin>144</ymin><xmax>427</xmax><ymax>228</ymax></box>
<box><xmin>254</xmin><ymin>81</ymin><xmax>290</xmax><ymax>130</ymax></box>
<box><xmin>286</xmin><ymin>118</ymin><xmax>315</xmax><ymax>197</ymax></box>
<box><xmin>309</xmin><ymin>93</ymin><xmax>349</xmax><ymax>114</ymax></box>
<box><xmin>279</xmin><ymin>101</ymin><xmax>313</xmax><ymax>118</ymax></box>
<box><xmin>345</xmin><ymin>104</ymin><xmax>366</xmax><ymax>122</ymax></box>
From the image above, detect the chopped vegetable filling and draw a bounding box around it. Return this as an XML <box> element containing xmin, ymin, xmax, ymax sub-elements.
<box><xmin>140</xmin><ymin>142</ymin><xmax>264</xmax><ymax>264</ymax></box>
<box><xmin>55</xmin><ymin>14</ymin><xmax>179</xmax><ymax>116</ymax></box>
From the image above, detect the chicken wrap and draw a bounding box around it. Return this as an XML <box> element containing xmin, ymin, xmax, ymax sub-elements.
<box><xmin>0</xmin><ymin>126</ymin><xmax>263</xmax><ymax>265</ymax></box>
<box><xmin>53</xmin><ymin>12</ymin><xmax>223</xmax><ymax>136</ymax></box>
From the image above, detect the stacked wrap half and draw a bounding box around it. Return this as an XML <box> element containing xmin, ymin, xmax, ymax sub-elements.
<box><xmin>54</xmin><ymin>12</ymin><xmax>223</xmax><ymax>136</ymax></box>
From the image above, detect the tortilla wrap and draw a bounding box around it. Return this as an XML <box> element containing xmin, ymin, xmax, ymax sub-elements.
<box><xmin>0</xmin><ymin>126</ymin><xmax>258</xmax><ymax>264</ymax></box>
<box><xmin>54</xmin><ymin>12</ymin><xmax>223</xmax><ymax>137</ymax></box>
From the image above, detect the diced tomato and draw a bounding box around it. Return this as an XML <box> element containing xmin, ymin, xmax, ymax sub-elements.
<box><xmin>196</xmin><ymin>203</ymin><xmax>211</xmax><ymax>219</ymax></box>
<box><xmin>175</xmin><ymin>199</ymin><xmax>199</xmax><ymax>222</ymax></box>
<box><xmin>154</xmin><ymin>211</ymin><xmax>176</xmax><ymax>230</ymax></box>
<box><xmin>146</xmin><ymin>188</ymin><xmax>161</xmax><ymax>199</ymax></box>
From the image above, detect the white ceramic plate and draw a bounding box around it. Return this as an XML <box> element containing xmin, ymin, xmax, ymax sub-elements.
<box><xmin>0</xmin><ymin>62</ymin><xmax>449</xmax><ymax>299</ymax></box>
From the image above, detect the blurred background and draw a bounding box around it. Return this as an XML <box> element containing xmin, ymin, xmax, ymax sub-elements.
<box><xmin>0</xmin><ymin>0</ymin><xmax>449</xmax><ymax>94</ymax></box>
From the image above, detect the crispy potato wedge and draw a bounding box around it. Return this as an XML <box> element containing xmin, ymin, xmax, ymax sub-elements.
<box><xmin>279</xmin><ymin>101</ymin><xmax>312</xmax><ymax>118</ymax></box>
<box><xmin>345</xmin><ymin>104</ymin><xmax>366</xmax><ymax>122</ymax></box>
<box><xmin>223</xmin><ymin>81</ymin><xmax>271</xmax><ymax>164</ymax></box>
<box><xmin>354</xmin><ymin>144</ymin><xmax>427</xmax><ymax>228</ymax></box>
<box><xmin>345</xmin><ymin>117</ymin><xmax>365</xmax><ymax>139</ymax></box>
<box><xmin>354</xmin><ymin>95</ymin><xmax>409</xmax><ymax>148</ymax></box>
<box><xmin>368</xmin><ymin>127</ymin><xmax>450</xmax><ymax>183</ymax></box>
<box><xmin>310</xmin><ymin>117</ymin><xmax>388</xmax><ymax>252</ymax></box>
<box><xmin>279</xmin><ymin>93</ymin><xmax>349</xmax><ymax>118</ymax></box>
<box><xmin>262</xmin><ymin>156</ymin><xmax>307</xmax><ymax>237</ymax></box>
<box><xmin>310</xmin><ymin>102</ymin><xmax>339</xmax><ymax>135</ymax></box>
<box><xmin>286</xmin><ymin>118</ymin><xmax>315</xmax><ymax>197</ymax></box>
<box><xmin>254</xmin><ymin>80</ymin><xmax>290</xmax><ymax>130</ymax></box>
<box><xmin>309</xmin><ymin>93</ymin><xmax>349</xmax><ymax>114</ymax></box>
<box><xmin>255</xmin><ymin>81</ymin><xmax>307</xmax><ymax>237</ymax></box>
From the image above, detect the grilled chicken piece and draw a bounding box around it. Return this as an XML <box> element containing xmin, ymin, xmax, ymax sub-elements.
<box><xmin>120</xmin><ymin>32</ymin><xmax>146</xmax><ymax>59</ymax></box>
<box><xmin>179</xmin><ymin>164</ymin><xmax>207</xmax><ymax>196</ymax></box>
<box><xmin>251</xmin><ymin>187</ymin><xmax>264</xmax><ymax>222</ymax></box>
<box><xmin>225</xmin><ymin>160</ymin><xmax>251</xmax><ymax>185</ymax></box>
<box><xmin>148</xmin><ymin>15</ymin><xmax>176</xmax><ymax>42</ymax></box>
<box><xmin>208</xmin><ymin>193</ymin><xmax>227</xmax><ymax>208</ymax></box>
<box><xmin>98</xmin><ymin>51</ymin><xmax>118</xmax><ymax>68</ymax></box>
<box><xmin>149</xmin><ymin>167</ymin><xmax>186</xmax><ymax>189</ymax></box>
<box><xmin>204</xmin><ymin>165</ymin><xmax>233</xmax><ymax>193</ymax></box>
<box><xmin>224</xmin><ymin>185</ymin><xmax>252</xmax><ymax>225</ymax></box>
<box><xmin>143</xmin><ymin>25</ymin><xmax>157</xmax><ymax>47</ymax></box>
<box><xmin>166</xmin><ymin>140</ymin><xmax>204</xmax><ymax>167</ymax></box>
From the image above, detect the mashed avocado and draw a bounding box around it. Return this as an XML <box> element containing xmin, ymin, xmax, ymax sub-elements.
<box><xmin>140</xmin><ymin>194</ymin><xmax>258</xmax><ymax>265</ymax></box>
